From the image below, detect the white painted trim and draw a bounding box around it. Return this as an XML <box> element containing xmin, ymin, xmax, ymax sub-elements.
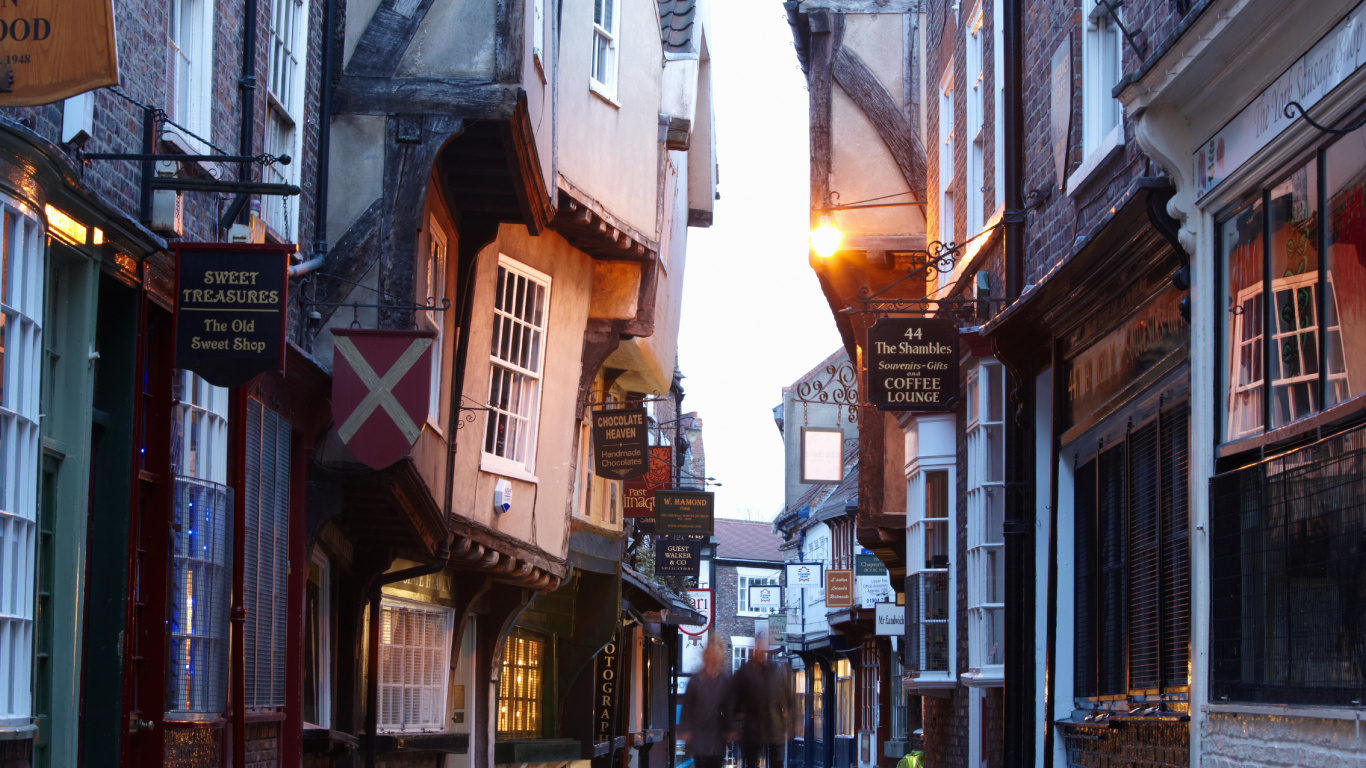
<box><xmin>1065</xmin><ymin>123</ymin><xmax>1123</xmax><ymax>197</ymax></box>
<box><xmin>478</xmin><ymin>455</ymin><xmax>539</xmax><ymax>485</ymax></box>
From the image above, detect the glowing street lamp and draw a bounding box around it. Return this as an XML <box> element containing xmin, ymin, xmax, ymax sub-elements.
<box><xmin>810</xmin><ymin>214</ymin><xmax>842</xmax><ymax>258</ymax></box>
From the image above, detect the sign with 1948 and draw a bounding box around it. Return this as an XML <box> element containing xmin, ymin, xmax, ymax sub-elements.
<box><xmin>174</xmin><ymin>243</ymin><xmax>291</xmax><ymax>388</ymax></box>
<box><xmin>866</xmin><ymin>317</ymin><xmax>958</xmax><ymax>411</ymax></box>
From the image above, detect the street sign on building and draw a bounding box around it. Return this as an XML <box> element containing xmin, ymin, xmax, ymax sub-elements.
<box><xmin>592</xmin><ymin>407</ymin><xmax>650</xmax><ymax>479</ymax></box>
<box><xmin>769</xmin><ymin>613</ymin><xmax>787</xmax><ymax>645</ymax></box>
<box><xmin>825</xmin><ymin>569</ymin><xmax>854</xmax><ymax>607</ymax></box>
<box><xmin>655</xmin><ymin>535</ymin><xmax>704</xmax><ymax>575</ymax></box>
<box><xmin>785</xmin><ymin>562</ymin><xmax>823</xmax><ymax>589</ymax></box>
<box><xmin>748</xmin><ymin>584</ymin><xmax>783</xmax><ymax>611</ymax></box>
<box><xmin>0</xmin><ymin>0</ymin><xmax>119</xmax><ymax>107</ymax></box>
<box><xmin>624</xmin><ymin>446</ymin><xmax>671</xmax><ymax>517</ymax></box>
<box><xmin>680</xmin><ymin>588</ymin><xmax>712</xmax><ymax>636</ymax></box>
<box><xmin>875</xmin><ymin>602</ymin><xmax>905</xmax><ymax>636</ymax></box>
<box><xmin>331</xmin><ymin>329</ymin><xmax>438</xmax><ymax>470</ymax></box>
<box><xmin>655</xmin><ymin>491</ymin><xmax>714</xmax><ymax>535</ymax></box>
<box><xmin>174</xmin><ymin>243</ymin><xmax>290</xmax><ymax>388</ymax></box>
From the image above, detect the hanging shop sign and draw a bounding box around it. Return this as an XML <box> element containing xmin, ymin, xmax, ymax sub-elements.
<box><xmin>855</xmin><ymin>554</ymin><xmax>887</xmax><ymax>576</ymax></box>
<box><xmin>785</xmin><ymin>562</ymin><xmax>823</xmax><ymax>590</ymax></box>
<box><xmin>680</xmin><ymin>588</ymin><xmax>713</xmax><ymax>636</ymax></box>
<box><xmin>875</xmin><ymin>602</ymin><xmax>905</xmax><ymax>636</ymax></box>
<box><xmin>867</xmin><ymin>317</ymin><xmax>959</xmax><ymax>411</ymax></box>
<box><xmin>654</xmin><ymin>490</ymin><xmax>714</xmax><ymax>535</ymax></box>
<box><xmin>592</xmin><ymin>633</ymin><xmax>621</xmax><ymax>745</ymax></box>
<box><xmin>174</xmin><ymin>243</ymin><xmax>290</xmax><ymax>388</ymax></box>
<box><xmin>592</xmin><ymin>407</ymin><xmax>650</xmax><ymax>479</ymax></box>
<box><xmin>624</xmin><ymin>445</ymin><xmax>672</xmax><ymax>517</ymax></box>
<box><xmin>748</xmin><ymin>584</ymin><xmax>783</xmax><ymax>612</ymax></box>
<box><xmin>768</xmin><ymin>613</ymin><xmax>787</xmax><ymax>645</ymax></box>
<box><xmin>800</xmin><ymin>426</ymin><xmax>845</xmax><ymax>485</ymax></box>
<box><xmin>825</xmin><ymin>569</ymin><xmax>854</xmax><ymax>607</ymax></box>
<box><xmin>655</xmin><ymin>534</ymin><xmax>704</xmax><ymax>575</ymax></box>
<box><xmin>0</xmin><ymin>0</ymin><xmax>119</xmax><ymax>107</ymax></box>
<box><xmin>331</xmin><ymin>329</ymin><xmax>437</xmax><ymax>470</ymax></box>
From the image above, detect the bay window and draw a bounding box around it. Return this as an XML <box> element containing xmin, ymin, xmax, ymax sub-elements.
<box><xmin>379</xmin><ymin>599</ymin><xmax>453</xmax><ymax>732</ymax></box>
<box><xmin>484</xmin><ymin>258</ymin><xmax>550</xmax><ymax>474</ymax></box>
<box><xmin>906</xmin><ymin>413</ymin><xmax>955</xmax><ymax>681</ymax></box>
<box><xmin>835</xmin><ymin>657</ymin><xmax>853</xmax><ymax>738</ymax></box>
<box><xmin>966</xmin><ymin>361</ymin><xmax>1005</xmax><ymax>678</ymax></box>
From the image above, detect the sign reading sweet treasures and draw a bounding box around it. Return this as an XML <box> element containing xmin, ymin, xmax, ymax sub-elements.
<box><xmin>592</xmin><ymin>407</ymin><xmax>650</xmax><ymax>480</ymax></box>
<box><xmin>866</xmin><ymin>317</ymin><xmax>959</xmax><ymax>411</ymax></box>
<box><xmin>174</xmin><ymin>243</ymin><xmax>290</xmax><ymax>388</ymax></box>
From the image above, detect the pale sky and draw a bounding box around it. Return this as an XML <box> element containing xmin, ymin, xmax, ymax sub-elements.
<box><xmin>677</xmin><ymin>1</ymin><xmax>844</xmax><ymax>522</ymax></box>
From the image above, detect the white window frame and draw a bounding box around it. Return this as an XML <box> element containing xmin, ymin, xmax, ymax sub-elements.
<box><xmin>737</xmin><ymin>567</ymin><xmax>782</xmax><ymax>617</ymax></box>
<box><xmin>166</xmin><ymin>0</ymin><xmax>215</xmax><ymax>155</ymax></box>
<box><xmin>992</xmin><ymin>0</ymin><xmax>1004</xmax><ymax>216</ymax></box>
<box><xmin>1069</xmin><ymin>0</ymin><xmax>1123</xmax><ymax>194</ymax></box>
<box><xmin>482</xmin><ymin>256</ymin><xmax>551</xmax><ymax>479</ymax></box>
<box><xmin>263</xmin><ymin>0</ymin><xmax>308</xmax><ymax>239</ymax></box>
<box><xmin>305</xmin><ymin>550</ymin><xmax>332</xmax><ymax>728</ymax></box>
<box><xmin>965</xmin><ymin>4</ymin><xmax>986</xmax><ymax>234</ymax></box>
<box><xmin>377</xmin><ymin>597</ymin><xmax>454</xmax><ymax>733</ymax></box>
<box><xmin>0</xmin><ymin>200</ymin><xmax>42</xmax><ymax>725</ymax></box>
<box><xmin>964</xmin><ymin>360</ymin><xmax>1005</xmax><ymax>684</ymax></box>
<box><xmin>905</xmin><ymin>414</ymin><xmax>956</xmax><ymax>685</ymax></box>
<box><xmin>938</xmin><ymin>67</ymin><xmax>956</xmax><ymax>294</ymax></box>
<box><xmin>731</xmin><ymin>636</ymin><xmax>754</xmax><ymax>672</ymax></box>
<box><xmin>590</xmin><ymin>0</ymin><xmax>620</xmax><ymax>102</ymax></box>
<box><xmin>173</xmin><ymin>370</ymin><xmax>230</xmax><ymax>483</ymax></box>
<box><xmin>424</xmin><ymin>219</ymin><xmax>448</xmax><ymax>426</ymax></box>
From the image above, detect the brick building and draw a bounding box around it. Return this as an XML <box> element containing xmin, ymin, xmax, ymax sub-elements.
<box><xmin>709</xmin><ymin>519</ymin><xmax>785</xmax><ymax>672</ymax></box>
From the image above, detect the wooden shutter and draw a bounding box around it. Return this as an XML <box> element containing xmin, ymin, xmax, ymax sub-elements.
<box><xmin>244</xmin><ymin>397</ymin><xmax>291</xmax><ymax>709</ymax></box>
<box><xmin>1159</xmin><ymin>403</ymin><xmax>1191</xmax><ymax>688</ymax></box>
<box><xmin>1074</xmin><ymin>457</ymin><xmax>1097</xmax><ymax>698</ymax></box>
<box><xmin>1127</xmin><ymin>420</ymin><xmax>1161</xmax><ymax>690</ymax></box>
<box><xmin>1096</xmin><ymin>445</ymin><xmax>1127</xmax><ymax>696</ymax></box>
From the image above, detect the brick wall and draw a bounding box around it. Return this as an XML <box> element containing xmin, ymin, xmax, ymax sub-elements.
<box><xmin>713</xmin><ymin>562</ymin><xmax>761</xmax><ymax>668</ymax></box>
<box><xmin>246</xmin><ymin>720</ymin><xmax>281</xmax><ymax>767</ymax></box>
<box><xmin>1202</xmin><ymin>713</ymin><xmax>1365</xmax><ymax>768</ymax></box>
<box><xmin>921</xmin><ymin>694</ymin><xmax>963</xmax><ymax>768</ymax></box>
<box><xmin>0</xmin><ymin>0</ymin><xmax>323</xmax><ymax>254</ymax></box>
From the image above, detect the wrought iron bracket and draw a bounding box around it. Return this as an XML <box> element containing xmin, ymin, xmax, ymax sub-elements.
<box><xmin>584</xmin><ymin>389</ymin><xmax>671</xmax><ymax>408</ymax></box>
<box><xmin>1283</xmin><ymin>101</ymin><xmax>1366</xmax><ymax>135</ymax></box>
<box><xmin>1094</xmin><ymin>0</ymin><xmax>1146</xmax><ymax>59</ymax></box>
<box><xmin>842</xmin><ymin>295</ymin><xmax>1007</xmax><ymax>324</ymax></box>
<box><xmin>791</xmin><ymin>360</ymin><xmax>860</xmax><ymax>425</ymax></box>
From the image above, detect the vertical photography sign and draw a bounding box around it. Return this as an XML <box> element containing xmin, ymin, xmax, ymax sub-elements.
<box><xmin>624</xmin><ymin>445</ymin><xmax>671</xmax><ymax>517</ymax></box>
<box><xmin>0</xmin><ymin>0</ymin><xmax>119</xmax><ymax>107</ymax></box>
<box><xmin>654</xmin><ymin>491</ymin><xmax>714</xmax><ymax>535</ymax></box>
<box><xmin>174</xmin><ymin>243</ymin><xmax>291</xmax><ymax>388</ymax></box>
<box><xmin>866</xmin><ymin>317</ymin><xmax>959</xmax><ymax>411</ymax></box>
<box><xmin>592</xmin><ymin>407</ymin><xmax>650</xmax><ymax>479</ymax></box>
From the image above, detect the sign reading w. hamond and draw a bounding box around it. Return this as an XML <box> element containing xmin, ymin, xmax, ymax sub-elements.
<box><xmin>654</xmin><ymin>491</ymin><xmax>714</xmax><ymax>535</ymax></box>
<box><xmin>174</xmin><ymin>243</ymin><xmax>291</xmax><ymax>388</ymax></box>
<box><xmin>592</xmin><ymin>406</ymin><xmax>649</xmax><ymax>480</ymax></box>
<box><xmin>866</xmin><ymin>317</ymin><xmax>958</xmax><ymax>412</ymax></box>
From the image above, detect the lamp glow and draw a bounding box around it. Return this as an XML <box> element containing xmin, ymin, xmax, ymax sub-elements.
<box><xmin>810</xmin><ymin>215</ymin><xmax>842</xmax><ymax>258</ymax></box>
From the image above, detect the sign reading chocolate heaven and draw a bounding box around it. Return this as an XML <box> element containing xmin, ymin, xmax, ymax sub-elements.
<box><xmin>866</xmin><ymin>317</ymin><xmax>959</xmax><ymax>411</ymax></box>
<box><xmin>592</xmin><ymin>407</ymin><xmax>650</xmax><ymax>479</ymax></box>
<box><xmin>174</xmin><ymin>243</ymin><xmax>291</xmax><ymax>388</ymax></box>
<box><xmin>654</xmin><ymin>491</ymin><xmax>714</xmax><ymax>535</ymax></box>
<box><xmin>655</xmin><ymin>534</ymin><xmax>704</xmax><ymax>575</ymax></box>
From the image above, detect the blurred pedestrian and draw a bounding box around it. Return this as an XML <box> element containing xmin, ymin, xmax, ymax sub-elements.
<box><xmin>679</xmin><ymin>635</ymin><xmax>734</xmax><ymax>768</ymax></box>
<box><xmin>733</xmin><ymin>634</ymin><xmax>790</xmax><ymax>768</ymax></box>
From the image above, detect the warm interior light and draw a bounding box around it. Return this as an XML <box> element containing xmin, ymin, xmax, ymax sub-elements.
<box><xmin>810</xmin><ymin>214</ymin><xmax>843</xmax><ymax>258</ymax></box>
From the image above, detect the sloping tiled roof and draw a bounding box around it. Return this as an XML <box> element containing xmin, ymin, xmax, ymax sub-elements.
<box><xmin>658</xmin><ymin>0</ymin><xmax>697</xmax><ymax>53</ymax></box>
<box><xmin>714</xmin><ymin>518</ymin><xmax>785</xmax><ymax>563</ymax></box>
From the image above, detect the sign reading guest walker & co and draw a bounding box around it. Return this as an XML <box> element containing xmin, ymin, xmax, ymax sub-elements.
<box><xmin>174</xmin><ymin>243</ymin><xmax>290</xmax><ymax>388</ymax></box>
<box><xmin>866</xmin><ymin>317</ymin><xmax>958</xmax><ymax>411</ymax></box>
<box><xmin>592</xmin><ymin>406</ymin><xmax>650</xmax><ymax>479</ymax></box>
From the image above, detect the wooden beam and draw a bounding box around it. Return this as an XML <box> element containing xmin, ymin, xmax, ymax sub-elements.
<box><xmin>334</xmin><ymin>77</ymin><xmax>521</xmax><ymax>118</ymax></box>
<box><xmin>345</xmin><ymin>0</ymin><xmax>440</xmax><ymax>77</ymax></box>
<box><xmin>832</xmin><ymin>46</ymin><xmax>927</xmax><ymax>196</ymax></box>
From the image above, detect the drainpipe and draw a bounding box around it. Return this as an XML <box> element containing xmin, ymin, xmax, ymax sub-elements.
<box><xmin>288</xmin><ymin>0</ymin><xmax>336</xmax><ymax>279</ymax></box>
<box><xmin>1001</xmin><ymin>1</ymin><xmax>1036</xmax><ymax>767</ymax></box>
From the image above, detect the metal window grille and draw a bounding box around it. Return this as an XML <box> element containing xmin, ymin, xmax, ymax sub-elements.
<box><xmin>1210</xmin><ymin>421</ymin><xmax>1366</xmax><ymax>706</ymax></box>
<box><xmin>244</xmin><ymin>398</ymin><xmax>291</xmax><ymax>709</ymax></box>
<box><xmin>485</xmin><ymin>261</ymin><xmax>549</xmax><ymax>467</ymax></box>
<box><xmin>889</xmin><ymin>654</ymin><xmax>908</xmax><ymax>740</ymax></box>
<box><xmin>0</xmin><ymin>204</ymin><xmax>42</xmax><ymax>722</ymax></box>
<box><xmin>908</xmin><ymin>571</ymin><xmax>950</xmax><ymax>673</ymax></box>
<box><xmin>1074</xmin><ymin>402</ymin><xmax>1190</xmax><ymax>698</ymax></box>
<box><xmin>166</xmin><ymin>476</ymin><xmax>233</xmax><ymax>714</ymax></box>
<box><xmin>380</xmin><ymin>600</ymin><xmax>452</xmax><ymax>732</ymax></box>
<box><xmin>497</xmin><ymin>627</ymin><xmax>544</xmax><ymax>738</ymax></box>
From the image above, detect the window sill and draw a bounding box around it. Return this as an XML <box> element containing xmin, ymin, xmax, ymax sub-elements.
<box><xmin>1202</xmin><ymin>702</ymin><xmax>1366</xmax><ymax>722</ymax></box>
<box><xmin>1218</xmin><ymin>389</ymin><xmax>1366</xmax><ymax>460</ymax></box>
<box><xmin>1065</xmin><ymin>124</ymin><xmax>1124</xmax><ymax>198</ymax></box>
<box><xmin>589</xmin><ymin>80</ymin><xmax>620</xmax><ymax>109</ymax></box>
<box><xmin>0</xmin><ymin>723</ymin><xmax>36</xmax><ymax>740</ymax></box>
<box><xmin>480</xmin><ymin>454</ymin><xmax>539</xmax><ymax>484</ymax></box>
<box><xmin>425</xmin><ymin>415</ymin><xmax>444</xmax><ymax>439</ymax></box>
<box><xmin>960</xmin><ymin>668</ymin><xmax>1004</xmax><ymax>687</ymax></box>
<box><xmin>161</xmin><ymin>126</ymin><xmax>222</xmax><ymax>178</ymax></box>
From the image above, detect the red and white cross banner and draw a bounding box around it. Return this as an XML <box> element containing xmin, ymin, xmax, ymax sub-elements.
<box><xmin>331</xmin><ymin>329</ymin><xmax>437</xmax><ymax>470</ymax></box>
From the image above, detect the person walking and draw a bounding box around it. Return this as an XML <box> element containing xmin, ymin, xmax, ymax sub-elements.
<box><xmin>679</xmin><ymin>635</ymin><xmax>735</xmax><ymax>768</ymax></box>
<box><xmin>733</xmin><ymin>634</ymin><xmax>790</xmax><ymax>768</ymax></box>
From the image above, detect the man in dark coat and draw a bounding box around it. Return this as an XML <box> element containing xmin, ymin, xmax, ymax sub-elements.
<box><xmin>733</xmin><ymin>635</ymin><xmax>790</xmax><ymax>768</ymax></box>
<box><xmin>679</xmin><ymin>635</ymin><xmax>735</xmax><ymax>768</ymax></box>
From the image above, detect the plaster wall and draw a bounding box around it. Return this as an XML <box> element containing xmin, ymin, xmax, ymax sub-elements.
<box><xmin>450</xmin><ymin>223</ymin><xmax>594</xmax><ymax>560</ymax></box>
<box><xmin>524</xmin><ymin>0</ymin><xmax>556</xmax><ymax>203</ymax></box>
<box><xmin>343</xmin><ymin>0</ymin><xmax>383</xmax><ymax>67</ymax></box>
<box><xmin>396</xmin><ymin>0</ymin><xmax>497</xmax><ymax>78</ymax></box>
<box><xmin>687</xmin><ymin>45</ymin><xmax>716</xmax><ymax>218</ymax></box>
<box><xmin>556</xmin><ymin>0</ymin><xmax>664</xmax><ymax>235</ymax></box>
<box><xmin>830</xmin><ymin>86</ymin><xmax>923</xmax><ymax>236</ymax></box>
<box><xmin>326</xmin><ymin>114</ymin><xmax>385</xmax><ymax>244</ymax></box>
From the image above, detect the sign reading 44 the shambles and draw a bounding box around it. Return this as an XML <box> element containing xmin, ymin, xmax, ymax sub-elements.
<box><xmin>866</xmin><ymin>317</ymin><xmax>958</xmax><ymax>411</ymax></box>
<box><xmin>592</xmin><ymin>407</ymin><xmax>650</xmax><ymax>480</ymax></box>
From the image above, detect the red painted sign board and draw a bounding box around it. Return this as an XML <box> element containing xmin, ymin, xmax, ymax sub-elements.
<box><xmin>331</xmin><ymin>328</ymin><xmax>436</xmax><ymax>470</ymax></box>
<box><xmin>623</xmin><ymin>446</ymin><xmax>671</xmax><ymax>518</ymax></box>
<box><xmin>825</xmin><ymin>569</ymin><xmax>854</xmax><ymax>608</ymax></box>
